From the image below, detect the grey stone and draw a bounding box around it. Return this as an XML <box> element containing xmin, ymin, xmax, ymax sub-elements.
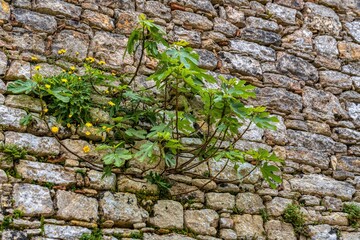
<box><xmin>322</xmin><ymin>196</ymin><xmax>342</xmax><ymax>211</ymax></box>
<box><xmin>5</xmin><ymin>60</ymin><xmax>30</xmax><ymax>80</ymax></box>
<box><xmin>277</xmin><ymin>54</ymin><xmax>318</xmax><ymax>82</ymax></box>
<box><xmin>338</xmin><ymin>41</ymin><xmax>360</xmax><ymax>61</ymax></box>
<box><xmin>0</xmin><ymin>105</ymin><xmax>27</xmax><ymax>132</ymax></box>
<box><xmin>246</xmin><ymin>17</ymin><xmax>280</xmax><ymax>32</ymax></box>
<box><xmin>304</xmin><ymin>2</ymin><xmax>342</xmax><ymax>36</ymax></box>
<box><xmin>87</xmin><ymin>170</ymin><xmax>116</xmax><ymax>190</ymax></box>
<box><xmin>265</xmin><ymin>220</ymin><xmax>296</xmax><ymax>240</ymax></box>
<box><xmin>0</xmin><ymin>0</ymin><xmax>10</xmax><ymax>22</ymax></box>
<box><xmin>169</xmin><ymin>182</ymin><xmax>205</xmax><ymax>203</ymax></box>
<box><xmin>100</xmin><ymin>191</ymin><xmax>149</xmax><ymax>227</ymax></box>
<box><xmin>342</xmin><ymin>232</ymin><xmax>360</xmax><ymax>240</ymax></box>
<box><xmin>214</xmin><ymin>17</ymin><xmax>238</xmax><ymax>37</ymax></box>
<box><xmin>303</xmin><ymin>87</ymin><xmax>348</xmax><ymax>121</ymax></box>
<box><xmin>0</xmin><ymin>51</ymin><xmax>7</xmax><ymax>76</ymax></box>
<box><xmin>308</xmin><ymin>224</ymin><xmax>338</xmax><ymax>240</ymax></box>
<box><xmin>13</xmin><ymin>0</ymin><xmax>31</xmax><ymax>8</ymax></box>
<box><xmin>230</xmin><ymin>40</ymin><xmax>276</xmax><ymax>61</ymax></box>
<box><xmin>290</xmin><ymin>174</ymin><xmax>355</xmax><ymax>200</ymax></box>
<box><xmin>56</xmin><ymin>190</ymin><xmax>98</xmax><ymax>222</ymax></box>
<box><xmin>241</xmin><ymin>28</ymin><xmax>281</xmax><ymax>46</ymax></box>
<box><xmin>31</xmin><ymin>63</ymin><xmax>63</xmax><ymax>78</ymax></box>
<box><xmin>236</xmin><ymin>162</ymin><xmax>262</xmax><ymax>184</ymax></box>
<box><xmin>33</xmin><ymin>0</ymin><xmax>82</xmax><ymax>18</ymax></box>
<box><xmin>285</xmin><ymin>146</ymin><xmax>330</xmax><ymax>169</ymax></box>
<box><xmin>319</xmin><ymin>71</ymin><xmax>351</xmax><ymax>90</ymax></box>
<box><xmin>82</xmin><ymin>10</ymin><xmax>114</xmax><ymax>31</ymax></box>
<box><xmin>5</xmin><ymin>132</ymin><xmax>60</xmax><ymax>156</ymax></box>
<box><xmin>195</xmin><ymin>49</ymin><xmax>217</xmax><ymax>70</ymax></box>
<box><xmin>225</xmin><ymin>5</ymin><xmax>245</xmax><ymax>28</ymax></box>
<box><xmin>334</xmin><ymin>128</ymin><xmax>360</xmax><ymax>144</ymax></box>
<box><xmin>286</xmin><ymin>130</ymin><xmax>347</xmax><ymax>153</ymax></box>
<box><xmin>233</xmin><ymin>214</ymin><xmax>265</xmax><ymax>240</ymax></box>
<box><xmin>220</xmin><ymin>52</ymin><xmax>262</xmax><ymax>77</ymax></box>
<box><xmin>12</xmin><ymin>9</ymin><xmax>57</xmax><ymax>34</ymax></box>
<box><xmin>250</xmin><ymin>87</ymin><xmax>302</xmax><ymax>114</ymax></box>
<box><xmin>1</xmin><ymin>230</ymin><xmax>27</xmax><ymax>240</ymax></box>
<box><xmin>172</xmin><ymin>10</ymin><xmax>212</xmax><ymax>31</ymax></box>
<box><xmin>219</xmin><ymin>229</ymin><xmax>237</xmax><ymax>240</ymax></box>
<box><xmin>144</xmin><ymin>1</ymin><xmax>171</xmax><ymax>21</ymax></box>
<box><xmin>299</xmin><ymin>195</ymin><xmax>320</xmax><ymax>206</ymax></box>
<box><xmin>274</xmin><ymin>0</ymin><xmax>304</xmax><ymax>9</ymax></box>
<box><xmin>282</xmin><ymin>28</ymin><xmax>313</xmax><ymax>52</ymax></box>
<box><xmin>143</xmin><ymin>233</ymin><xmax>196</xmax><ymax>240</ymax></box>
<box><xmin>117</xmin><ymin>175</ymin><xmax>158</xmax><ymax>194</ymax></box>
<box><xmin>52</xmin><ymin>30</ymin><xmax>90</xmax><ymax>61</ymax></box>
<box><xmin>338</xmin><ymin>156</ymin><xmax>360</xmax><ymax>173</ymax></box>
<box><xmin>185</xmin><ymin>209</ymin><xmax>219</xmax><ymax>236</ymax></box>
<box><xmin>263</xmin><ymin>73</ymin><xmax>301</xmax><ymax>91</ymax></box>
<box><xmin>44</xmin><ymin>224</ymin><xmax>91</xmax><ymax>240</ymax></box>
<box><xmin>236</xmin><ymin>192</ymin><xmax>265</xmax><ymax>214</ymax></box>
<box><xmin>343</xmin><ymin>62</ymin><xmax>360</xmax><ymax>76</ymax></box>
<box><xmin>149</xmin><ymin>200</ymin><xmax>184</xmax><ymax>229</ymax></box>
<box><xmin>172</xmin><ymin>26</ymin><xmax>201</xmax><ymax>48</ymax></box>
<box><xmin>264</xmin><ymin>115</ymin><xmax>287</xmax><ymax>145</ymax></box>
<box><xmin>5</xmin><ymin>95</ymin><xmax>43</xmax><ymax>113</ymax></box>
<box><xmin>314</xmin><ymin>35</ymin><xmax>339</xmax><ymax>57</ymax></box>
<box><xmin>90</xmin><ymin>31</ymin><xmax>132</xmax><ymax>67</ymax></box>
<box><xmin>16</xmin><ymin>160</ymin><xmax>76</xmax><ymax>185</ymax></box>
<box><xmin>11</xmin><ymin>29</ymin><xmax>46</xmax><ymax>54</ymax></box>
<box><xmin>266</xmin><ymin>197</ymin><xmax>293</xmax><ymax>216</ymax></box>
<box><xmin>266</xmin><ymin>3</ymin><xmax>297</xmax><ymax>25</ymax></box>
<box><xmin>115</xmin><ymin>11</ymin><xmax>138</xmax><ymax>35</ymax></box>
<box><xmin>13</xmin><ymin>183</ymin><xmax>54</xmax><ymax>217</ymax></box>
<box><xmin>169</xmin><ymin>0</ymin><xmax>216</xmax><ymax>16</ymax></box>
<box><xmin>0</xmin><ymin>169</ymin><xmax>7</xmax><ymax>183</ymax></box>
<box><xmin>340</xmin><ymin>91</ymin><xmax>360</xmax><ymax>103</ymax></box>
<box><xmin>206</xmin><ymin>192</ymin><xmax>235</xmax><ymax>210</ymax></box>
<box><xmin>61</xmin><ymin>139</ymin><xmax>99</xmax><ymax>160</ymax></box>
<box><xmin>345</xmin><ymin>21</ymin><xmax>360</xmax><ymax>44</ymax></box>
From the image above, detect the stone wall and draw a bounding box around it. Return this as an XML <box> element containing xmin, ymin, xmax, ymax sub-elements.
<box><xmin>0</xmin><ymin>0</ymin><xmax>360</xmax><ymax>239</ymax></box>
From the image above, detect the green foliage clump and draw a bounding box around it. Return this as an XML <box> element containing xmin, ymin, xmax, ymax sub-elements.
<box><xmin>260</xmin><ymin>208</ymin><xmax>269</xmax><ymax>222</ymax></box>
<box><xmin>283</xmin><ymin>204</ymin><xmax>307</xmax><ymax>236</ymax></box>
<box><xmin>0</xmin><ymin>144</ymin><xmax>27</xmax><ymax>162</ymax></box>
<box><xmin>145</xmin><ymin>171</ymin><xmax>172</xmax><ymax>197</ymax></box>
<box><xmin>7</xmin><ymin>14</ymin><xmax>283</xmax><ymax>191</ymax></box>
<box><xmin>79</xmin><ymin>228</ymin><xmax>103</xmax><ymax>240</ymax></box>
<box><xmin>343</xmin><ymin>203</ymin><xmax>360</xmax><ymax>228</ymax></box>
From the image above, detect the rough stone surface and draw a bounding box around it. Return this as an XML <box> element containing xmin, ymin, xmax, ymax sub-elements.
<box><xmin>13</xmin><ymin>183</ymin><xmax>54</xmax><ymax>217</ymax></box>
<box><xmin>44</xmin><ymin>224</ymin><xmax>91</xmax><ymax>239</ymax></box>
<box><xmin>233</xmin><ymin>214</ymin><xmax>265</xmax><ymax>240</ymax></box>
<box><xmin>12</xmin><ymin>9</ymin><xmax>57</xmax><ymax>34</ymax></box>
<box><xmin>16</xmin><ymin>160</ymin><xmax>76</xmax><ymax>185</ymax></box>
<box><xmin>265</xmin><ymin>220</ymin><xmax>296</xmax><ymax>240</ymax></box>
<box><xmin>266</xmin><ymin>197</ymin><xmax>293</xmax><ymax>216</ymax></box>
<box><xmin>230</xmin><ymin>40</ymin><xmax>276</xmax><ymax>61</ymax></box>
<box><xmin>345</xmin><ymin>21</ymin><xmax>360</xmax><ymax>44</ymax></box>
<box><xmin>220</xmin><ymin>52</ymin><xmax>262</xmax><ymax>77</ymax></box>
<box><xmin>173</xmin><ymin>10</ymin><xmax>213</xmax><ymax>31</ymax></box>
<box><xmin>185</xmin><ymin>209</ymin><xmax>219</xmax><ymax>236</ymax></box>
<box><xmin>290</xmin><ymin>174</ymin><xmax>356</xmax><ymax>200</ymax></box>
<box><xmin>241</xmin><ymin>28</ymin><xmax>281</xmax><ymax>46</ymax></box>
<box><xmin>87</xmin><ymin>170</ymin><xmax>116</xmax><ymax>190</ymax></box>
<box><xmin>52</xmin><ymin>30</ymin><xmax>90</xmax><ymax>61</ymax></box>
<box><xmin>149</xmin><ymin>200</ymin><xmax>184</xmax><ymax>229</ymax></box>
<box><xmin>206</xmin><ymin>192</ymin><xmax>235</xmax><ymax>210</ymax></box>
<box><xmin>0</xmin><ymin>105</ymin><xmax>27</xmax><ymax>131</ymax></box>
<box><xmin>236</xmin><ymin>192</ymin><xmax>265</xmax><ymax>214</ymax></box>
<box><xmin>56</xmin><ymin>190</ymin><xmax>98</xmax><ymax>222</ymax></box>
<box><xmin>314</xmin><ymin>35</ymin><xmax>339</xmax><ymax>57</ymax></box>
<box><xmin>5</xmin><ymin>132</ymin><xmax>60</xmax><ymax>156</ymax></box>
<box><xmin>33</xmin><ymin>0</ymin><xmax>82</xmax><ymax>18</ymax></box>
<box><xmin>277</xmin><ymin>54</ymin><xmax>318</xmax><ymax>82</ymax></box>
<box><xmin>100</xmin><ymin>191</ymin><xmax>149</xmax><ymax>227</ymax></box>
<box><xmin>5</xmin><ymin>60</ymin><xmax>30</xmax><ymax>80</ymax></box>
<box><xmin>266</xmin><ymin>3</ymin><xmax>297</xmax><ymax>25</ymax></box>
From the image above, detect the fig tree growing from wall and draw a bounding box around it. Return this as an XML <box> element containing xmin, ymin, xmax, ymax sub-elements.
<box><xmin>8</xmin><ymin>14</ymin><xmax>283</xmax><ymax>194</ymax></box>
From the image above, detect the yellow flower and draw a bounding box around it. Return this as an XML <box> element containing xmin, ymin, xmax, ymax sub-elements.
<box><xmin>61</xmin><ymin>78</ymin><xmax>68</xmax><ymax>83</ymax></box>
<box><xmin>69</xmin><ymin>114</ymin><xmax>73</xmax><ymax>118</ymax></box>
<box><xmin>102</xmin><ymin>126</ymin><xmax>107</xmax><ymax>130</ymax></box>
<box><xmin>35</xmin><ymin>65</ymin><xmax>41</xmax><ymax>71</ymax></box>
<box><xmin>45</xmin><ymin>84</ymin><xmax>51</xmax><ymax>89</ymax></box>
<box><xmin>98</xmin><ymin>60</ymin><xmax>106</xmax><ymax>65</ymax></box>
<box><xmin>31</xmin><ymin>56</ymin><xmax>38</xmax><ymax>61</ymax></box>
<box><xmin>108</xmin><ymin>101</ymin><xmax>115</xmax><ymax>106</ymax></box>
<box><xmin>58</xmin><ymin>49</ymin><xmax>66</xmax><ymax>54</ymax></box>
<box><xmin>68</xmin><ymin>71</ymin><xmax>73</xmax><ymax>74</ymax></box>
<box><xmin>83</xmin><ymin>145</ymin><xmax>90</xmax><ymax>153</ymax></box>
<box><xmin>51</xmin><ymin>126</ymin><xmax>59</xmax><ymax>134</ymax></box>
<box><xmin>85</xmin><ymin>122</ymin><xmax>93</xmax><ymax>127</ymax></box>
<box><xmin>106</xmin><ymin>127</ymin><xmax>112</xmax><ymax>133</ymax></box>
<box><xmin>75</xmin><ymin>52</ymin><xmax>79</xmax><ymax>55</ymax></box>
<box><xmin>85</xmin><ymin>57</ymin><xmax>95</xmax><ymax>63</ymax></box>
<box><xmin>70</xmin><ymin>66</ymin><xmax>76</xmax><ymax>71</ymax></box>
<box><xmin>105</xmin><ymin>90</ymin><xmax>109</xmax><ymax>94</ymax></box>
<box><xmin>67</xmin><ymin>123</ymin><xmax>71</xmax><ymax>128</ymax></box>
<box><xmin>111</xmin><ymin>72</ymin><xmax>116</xmax><ymax>76</ymax></box>
<box><xmin>43</xmin><ymin>108</ymin><xmax>48</xmax><ymax>113</ymax></box>
<box><xmin>85</xmin><ymin>131</ymin><xmax>91</xmax><ymax>136</ymax></box>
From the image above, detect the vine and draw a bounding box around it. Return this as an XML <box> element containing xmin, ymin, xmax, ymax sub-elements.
<box><xmin>7</xmin><ymin>14</ymin><xmax>283</xmax><ymax>194</ymax></box>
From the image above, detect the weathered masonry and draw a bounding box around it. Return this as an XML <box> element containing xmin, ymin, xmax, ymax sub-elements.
<box><xmin>0</xmin><ymin>0</ymin><xmax>360</xmax><ymax>239</ymax></box>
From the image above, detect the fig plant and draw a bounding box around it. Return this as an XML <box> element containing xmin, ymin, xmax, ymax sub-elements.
<box><xmin>8</xmin><ymin>14</ymin><xmax>283</xmax><ymax>192</ymax></box>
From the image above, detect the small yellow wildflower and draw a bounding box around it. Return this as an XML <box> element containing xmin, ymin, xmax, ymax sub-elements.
<box><xmin>78</xmin><ymin>77</ymin><xmax>81</xmax><ymax>80</ymax></box>
<box><xmin>69</xmin><ymin>114</ymin><xmax>73</xmax><ymax>118</ymax></box>
<box><xmin>105</xmin><ymin>90</ymin><xmax>109</xmax><ymax>94</ymax></box>
<box><xmin>31</xmin><ymin>56</ymin><xmax>38</xmax><ymax>61</ymax></box>
<box><xmin>98</xmin><ymin>60</ymin><xmax>106</xmax><ymax>65</ymax></box>
<box><xmin>75</xmin><ymin>52</ymin><xmax>79</xmax><ymax>55</ymax></box>
<box><xmin>61</xmin><ymin>78</ymin><xmax>68</xmax><ymax>83</ymax></box>
<box><xmin>62</xmin><ymin>69</ymin><xmax>66</xmax><ymax>72</ymax></box>
<box><xmin>43</xmin><ymin>108</ymin><xmax>48</xmax><ymax>113</ymax></box>
<box><xmin>58</xmin><ymin>49</ymin><xmax>67</xmax><ymax>54</ymax></box>
<box><xmin>85</xmin><ymin>131</ymin><xmax>91</xmax><ymax>136</ymax></box>
<box><xmin>102</xmin><ymin>126</ymin><xmax>107</xmax><ymax>130</ymax></box>
<box><xmin>85</xmin><ymin>122</ymin><xmax>93</xmax><ymax>127</ymax></box>
<box><xmin>83</xmin><ymin>145</ymin><xmax>90</xmax><ymax>153</ymax></box>
<box><xmin>108</xmin><ymin>101</ymin><xmax>115</xmax><ymax>107</ymax></box>
<box><xmin>68</xmin><ymin>71</ymin><xmax>73</xmax><ymax>74</ymax></box>
<box><xmin>45</xmin><ymin>84</ymin><xmax>51</xmax><ymax>89</ymax></box>
<box><xmin>106</xmin><ymin>127</ymin><xmax>112</xmax><ymax>133</ymax></box>
<box><xmin>111</xmin><ymin>72</ymin><xmax>116</xmax><ymax>76</ymax></box>
<box><xmin>35</xmin><ymin>65</ymin><xmax>41</xmax><ymax>71</ymax></box>
<box><xmin>51</xmin><ymin>126</ymin><xmax>59</xmax><ymax>134</ymax></box>
<box><xmin>70</xmin><ymin>66</ymin><xmax>76</xmax><ymax>71</ymax></box>
<box><xmin>67</xmin><ymin>123</ymin><xmax>71</xmax><ymax>128</ymax></box>
<box><xmin>85</xmin><ymin>57</ymin><xmax>95</xmax><ymax>63</ymax></box>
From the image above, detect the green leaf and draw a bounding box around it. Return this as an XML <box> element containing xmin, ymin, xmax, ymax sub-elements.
<box><xmin>20</xmin><ymin>114</ymin><xmax>33</xmax><ymax>126</ymax></box>
<box><xmin>134</xmin><ymin>141</ymin><xmax>156</xmax><ymax>162</ymax></box>
<box><xmin>125</xmin><ymin>128</ymin><xmax>147</xmax><ymax>139</ymax></box>
<box><xmin>51</xmin><ymin>87</ymin><xmax>72</xmax><ymax>103</ymax></box>
<box><xmin>8</xmin><ymin>80</ymin><xmax>37</xmax><ymax>94</ymax></box>
<box><xmin>260</xmin><ymin>162</ymin><xmax>282</xmax><ymax>189</ymax></box>
<box><xmin>102</xmin><ymin>149</ymin><xmax>132</xmax><ymax>167</ymax></box>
